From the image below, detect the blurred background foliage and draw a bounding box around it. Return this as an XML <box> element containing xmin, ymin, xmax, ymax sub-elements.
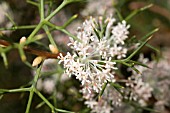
<box><xmin>0</xmin><ymin>0</ymin><xmax>170</xmax><ymax>113</ymax></box>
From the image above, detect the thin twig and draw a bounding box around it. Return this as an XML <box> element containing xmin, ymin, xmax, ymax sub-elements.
<box><xmin>0</xmin><ymin>39</ymin><xmax>62</xmax><ymax>59</ymax></box>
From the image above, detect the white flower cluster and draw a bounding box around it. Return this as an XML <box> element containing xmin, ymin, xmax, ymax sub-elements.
<box><xmin>141</xmin><ymin>55</ymin><xmax>170</xmax><ymax>112</ymax></box>
<box><xmin>84</xmin><ymin>85</ymin><xmax>123</xmax><ymax>113</ymax></box>
<box><xmin>124</xmin><ymin>75</ymin><xmax>153</xmax><ymax>106</ymax></box>
<box><xmin>58</xmin><ymin>16</ymin><xmax>130</xmax><ymax>96</ymax></box>
<box><xmin>124</xmin><ymin>54</ymin><xmax>153</xmax><ymax>106</ymax></box>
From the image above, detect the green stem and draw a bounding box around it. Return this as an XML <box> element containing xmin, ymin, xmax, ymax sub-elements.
<box><xmin>0</xmin><ymin>25</ymin><xmax>37</xmax><ymax>31</ymax></box>
<box><xmin>17</xmin><ymin>45</ymin><xmax>27</xmax><ymax>61</ymax></box>
<box><xmin>35</xmin><ymin>89</ymin><xmax>74</xmax><ymax>113</ymax></box>
<box><xmin>43</xmin><ymin>25</ymin><xmax>57</xmax><ymax>47</ymax></box>
<box><xmin>26</xmin><ymin>0</ymin><xmax>39</xmax><ymax>6</ymax></box>
<box><xmin>25</xmin><ymin>63</ymin><xmax>43</xmax><ymax>113</ymax></box>
<box><xmin>45</xmin><ymin>1</ymin><xmax>67</xmax><ymax>21</ymax></box>
<box><xmin>5</xmin><ymin>13</ymin><xmax>16</xmax><ymax>26</ymax></box>
<box><xmin>24</xmin><ymin>61</ymin><xmax>35</xmax><ymax>69</ymax></box>
<box><xmin>39</xmin><ymin>0</ymin><xmax>57</xmax><ymax>47</ymax></box>
<box><xmin>140</xmin><ymin>28</ymin><xmax>158</xmax><ymax>41</ymax></box>
<box><xmin>25</xmin><ymin>88</ymin><xmax>34</xmax><ymax>113</ymax></box>
<box><xmin>124</xmin><ymin>36</ymin><xmax>152</xmax><ymax>61</ymax></box>
<box><xmin>44</xmin><ymin>21</ymin><xmax>62</xmax><ymax>29</ymax></box>
<box><xmin>53</xmin><ymin>90</ymin><xmax>57</xmax><ymax>107</ymax></box>
<box><xmin>40</xmin><ymin>1</ymin><xmax>56</xmax><ymax>47</ymax></box>
<box><xmin>27</xmin><ymin>22</ymin><xmax>44</xmax><ymax>41</ymax></box>
<box><xmin>0</xmin><ymin>46</ymin><xmax>12</xmax><ymax>53</ymax></box>
<box><xmin>26</xmin><ymin>0</ymin><xmax>70</xmax><ymax>43</ymax></box>
<box><xmin>62</xmin><ymin>14</ymin><xmax>78</xmax><ymax>28</ymax></box>
<box><xmin>45</xmin><ymin>21</ymin><xmax>81</xmax><ymax>42</ymax></box>
<box><xmin>47</xmin><ymin>1</ymin><xmax>53</xmax><ymax>16</ymax></box>
<box><xmin>40</xmin><ymin>0</ymin><xmax>45</xmax><ymax>21</ymax></box>
<box><xmin>35</xmin><ymin>90</ymin><xmax>55</xmax><ymax>112</ymax></box>
<box><xmin>0</xmin><ymin>88</ymin><xmax>30</xmax><ymax>94</ymax></box>
<box><xmin>125</xmin><ymin>4</ymin><xmax>153</xmax><ymax>21</ymax></box>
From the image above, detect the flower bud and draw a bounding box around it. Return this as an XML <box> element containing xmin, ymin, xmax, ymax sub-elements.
<box><xmin>19</xmin><ymin>36</ymin><xmax>26</xmax><ymax>44</ymax></box>
<box><xmin>49</xmin><ymin>44</ymin><xmax>58</xmax><ymax>54</ymax></box>
<box><xmin>32</xmin><ymin>56</ymin><xmax>44</xmax><ymax>67</ymax></box>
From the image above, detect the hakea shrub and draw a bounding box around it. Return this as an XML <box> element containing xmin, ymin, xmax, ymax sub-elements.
<box><xmin>1</xmin><ymin>0</ymin><xmax>163</xmax><ymax>113</ymax></box>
